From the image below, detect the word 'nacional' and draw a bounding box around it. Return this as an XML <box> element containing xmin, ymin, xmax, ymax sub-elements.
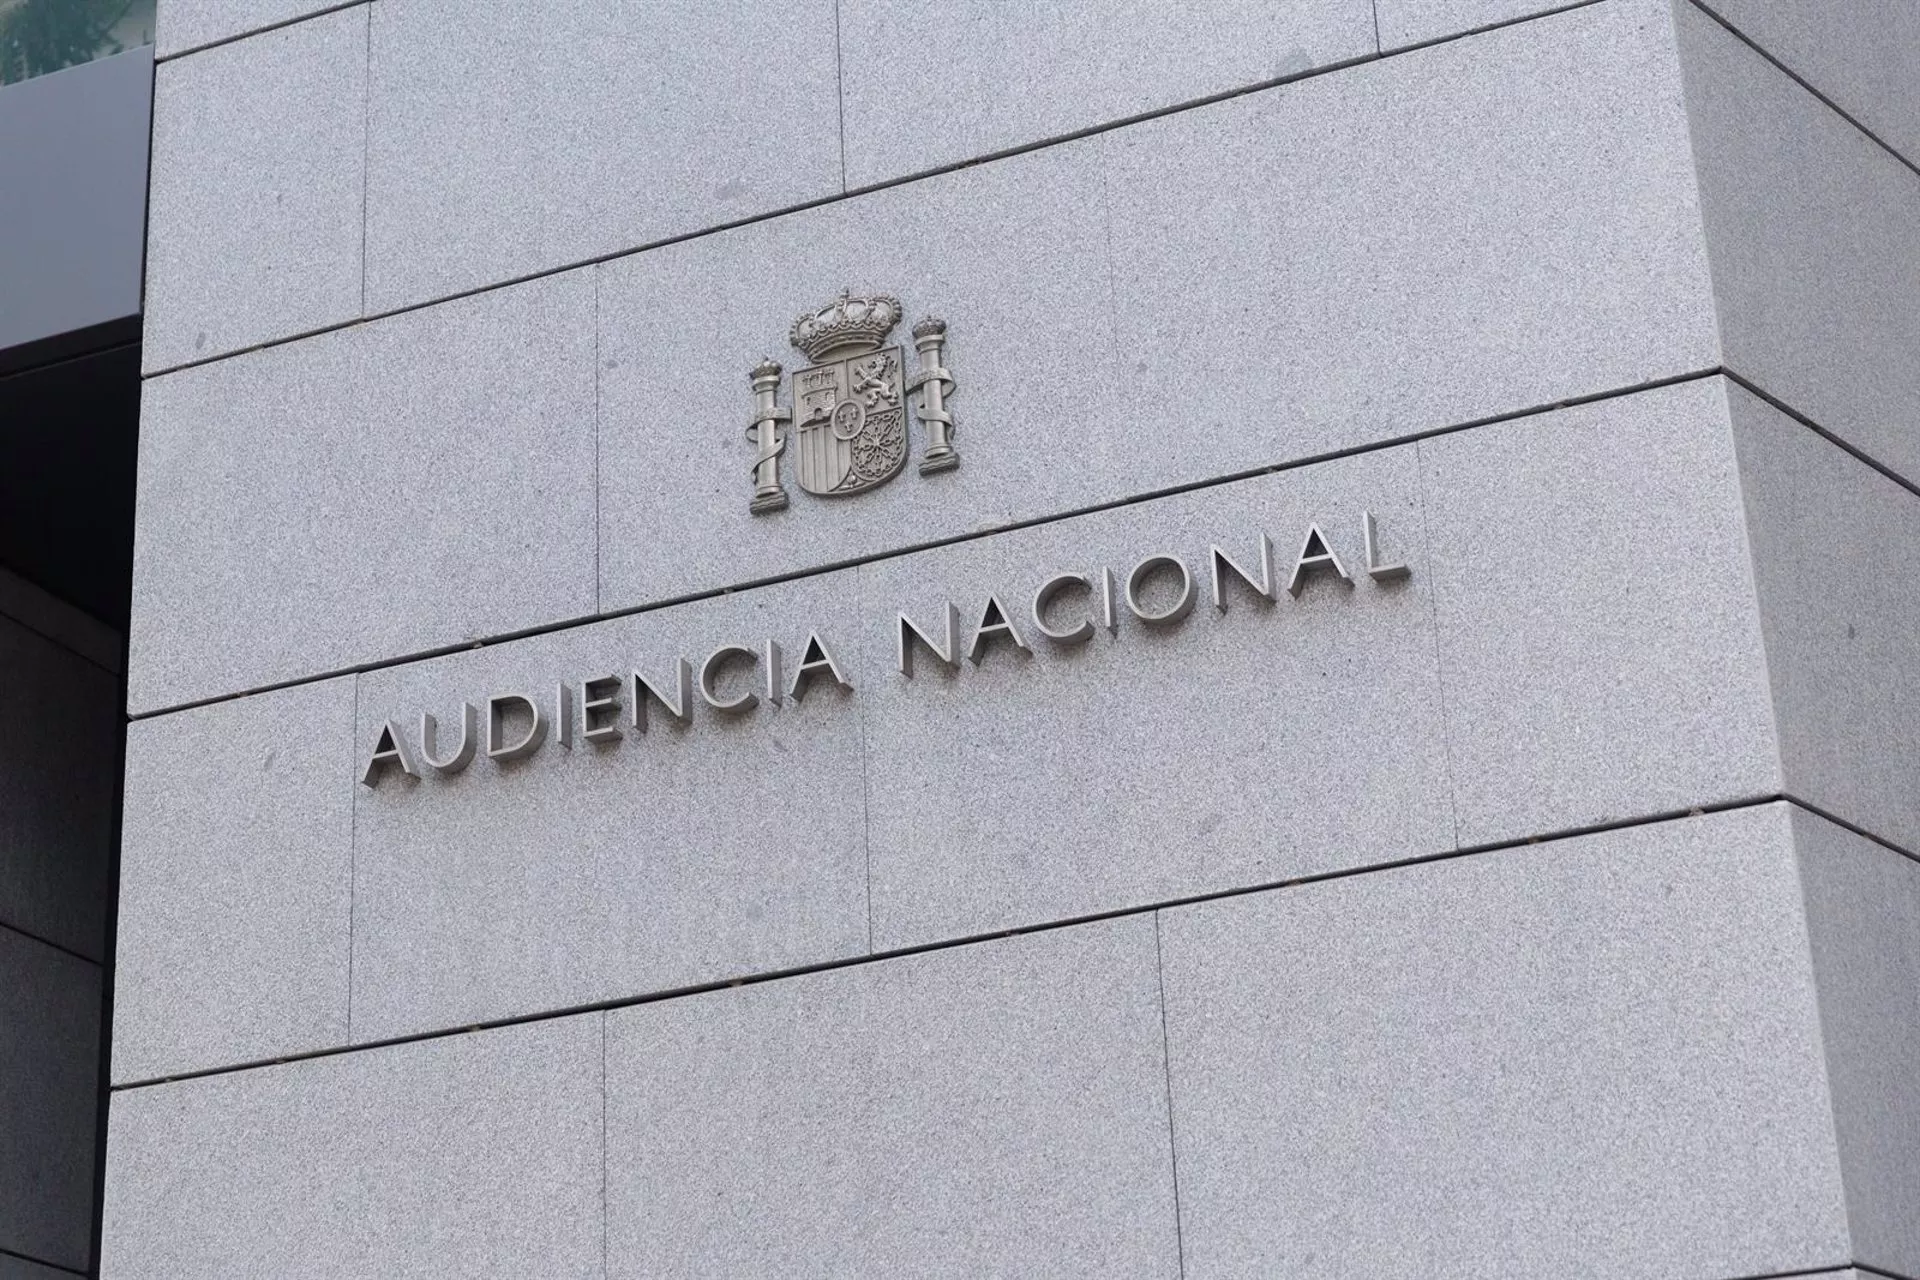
<box><xmin>360</xmin><ymin>514</ymin><xmax>1411</xmax><ymax>788</ymax></box>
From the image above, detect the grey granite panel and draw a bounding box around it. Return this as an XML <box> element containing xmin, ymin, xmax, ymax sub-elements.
<box><xmin>860</xmin><ymin>445</ymin><xmax>1452</xmax><ymax>951</ymax></box>
<box><xmin>1794</xmin><ymin>807</ymin><xmax>1920</xmax><ymax>1279</ymax></box>
<box><xmin>0</xmin><ymin>930</ymin><xmax>100</xmax><ymax>1273</ymax></box>
<box><xmin>0</xmin><ymin>47</ymin><xmax>150</xmax><ymax>352</ymax></box>
<box><xmin>156</xmin><ymin>0</ymin><xmax>355</xmax><ymax>57</ymax></box>
<box><xmin>351</xmin><ymin>571</ymin><xmax>867</xmax><ymax>1042</ymax></box>
<box><xmin>600</xmin><ymin>0</ymin><xmax>1716</xmax><ymax>617</ymax></box>
<box><xmin>100</xmin><ymin>1017</ymin><xmax>602</xmax><ymax>1279</ymax></box>
<box><xmin>363</xmin><ymin>0</ymin><xmax>841</xmax><ymax>312</ymax></box>
<box><xmin>1106</xmin><ymin>0</ymin><xmax>1715</xmax><ymax>486</ymax></box>
<box><xmin>143</xmin><ymin>7</ymin><xmax>366</xmax><ymax>373</ymax></box>
<box><xmin>113</xmin><ymin>677</ymin><xmax>356</xmax><ymax>1084</ymax></box>
<box><xmin>595</xmin><ymin>141</ymin><xmax>1117</xmax><ymax>615</ymax></box>
<box><xmin>1421</xmin><ymin>377</ymin><xmax>1781</xmax><ymax>845</ymax></box>
<box><xmin>1374</xmin><ymin>0</ymin><xmax>1563</xmax><ymax>51</ymax></box>
<box><xmin>1709</xmin><ymin>0</ymin><xmax>1920</xmax><ymax>166</ymax></box>
<box><xmin>129</xmin><ymin>271</ymin><xmax>597</xmax><ymax>714</ymax></box>
<box><xmin>1730</xmin><ymin>384</ymin><xmax>1920</xmax><ymax>855</ymax></box>
<box><xmin>1678</xmin><ymin>1</ymin><xmax>1920</xmax><ymax>486</ymax></box>
<box><xmin>0</xmin><ymin>616</ymin><xmax>118</xmax><ymax>960</ymax></box>
<box><xmin>605</xmin><ymin>917</ymin><xmax>1178</xmax><ymax>1278</ymax></box>
<box><xmin>838</xmin><ymin>0</ymin><xmax>1375</xmax><ymax>187</ymax></box>
<box><xmin>1160</xmin><ymin>804</ymin><xmax>1851</xmax><ymax>1279</ymax></box>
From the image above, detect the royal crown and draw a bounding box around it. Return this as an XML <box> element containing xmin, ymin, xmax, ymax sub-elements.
<box><xmin>789</xmin><ymin>290</ymin><xmax>903</xmax><ymax>362</ymax></box>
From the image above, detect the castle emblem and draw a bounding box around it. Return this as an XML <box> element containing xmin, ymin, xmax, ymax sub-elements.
<box><xmin>745</xmin><ymin>290</ymin><xmax>958</xmax><ymax>514</ymax></box>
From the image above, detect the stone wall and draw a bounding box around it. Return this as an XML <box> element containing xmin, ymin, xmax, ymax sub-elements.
<box><xmin>105</xmin><ymin>1</ymin><xmax>1920</xmax><ymax>1275</ymax></box>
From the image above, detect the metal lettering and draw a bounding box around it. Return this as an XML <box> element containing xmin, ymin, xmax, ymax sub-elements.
<box><xmin>788</xmin><ymin>633</ymin><xmax>854</xmax><ymax>701</ymax></box>
<box><xmin>967</xmin><ymin>594</ymin><xmax>1031</xmax><ymax>664</ymax></box>
<box><xmin>898</xmin><ymin>603</ymin><xmax>961</xmax><ymax>677</ymax></box>
<box><xmin>699</xmin><ymin>645</ymin><xmax>761</xmax><ymax>714</ymax></box>
<box><xmin>1286</xmin><ymin>524</ymin><xmax>1353</xmax><ymax>598</ymax></box>
<box><xmin>632</xmin><ymin>659</ymin><xmax>694</xmax><ymax>731</ymax></box>
<box><xmin>555</xmin><ymin>681</ymin><xmax>576</xmax><ymax>750</ymax></box>
<box><xmin>359</xmin><ymin>720</ymin><xmax>418</xmax><ymax>787</ymax></box>
<box><xmin>418</xmin><ymin>705</ymin><xmax>476</xmax><ymax>775</ymax></box>
<box><xmin>1126</xmin><ymin>554</ymin><xmax>1196</xmax><ymax>626</ymax></box>
<box><xmin>1210</xmin><ymin>535</ymin><xmax>1275</xmax><ymax>610</ymax></box>
<box><xmin>765</xmin><ymin>638</ymin><xmax>785</xmax><ymax>706</ymax></box>
<box><xmin>580</xmin><ymin>676</ymin><xmax>624</xmax><ymax>743</ymax></box>
<box><xmin>1363</xmin><ymin>510</ymin><xmax>1411</xmax><ymax>582</ymax></box>
<box><xmin>485</xmin><ymin>694</ymin><xmax>547</xmax><ymax>761</ymax></box>
<box><xmin>1031</xmin><ymin>572</ymin><xmax>1096</xmax><ymax>645</ymax></box>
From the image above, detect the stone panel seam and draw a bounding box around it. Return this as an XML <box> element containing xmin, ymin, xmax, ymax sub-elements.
<box><xmin>1686</xmin><ymin>0</ymin><xmax>1920</xmax><ymax>182</ymax></box>
<box><xmin>0</xmin><ymin>1243</ymin><xmax>88</xmax><ymax>1277</ymax></box>
<box><xmin>106</xmin><ymin>792</ymin><xmax>1786</xmax><ymax>1092</ymax></box>
<box><xmin>854</xmin><ymin>565</ymin><xmax>875</xmax><ymax>954</ymax></box>
<box><xmin>0</xmin><ymin>917</ymin><xmax>102</xmax><ymax>970</ymax></box>
<box><xmin>345</xmin><ymin>672</ymin><xmax>361</xmax><ymax>1041</ymax></box>
<box><xmin>1853</xmin><ymin>1265</ymin><xmax>1920</xmax><ymax>1280</ymax></box>
<box><xmin>593</xmin><ymin>267</ymin><xmax>603</xmax><ymax>614</ymax></box>
<box><xmin>1715</xmin><ymin>380</ymin><xmax>1789</xmax><ymax>800</ymax></box>
<box><xmin>831</xmin><ymin>0</ymin><xmax>847</xmax><ymax>193</ymax></box>
<box><xmin>1369</xmin><ymin>0</ymin><xmax>1381</xmax><ymax>54</ymax></box>
<box><xmin>1378</xmin><ymin>0</ymin><xmax>1604</xmax><ymax>55</ymax></box>
<box><xmin>1781</xmin><ymin>813</ymin><xmax>1857</xmax><ymax>1273</ymax></box>
<box><xmin>136</xmin><ymin>0</ymin><xmax>1609</xmax><ymax>383</ymax></box>
<box><xmin>152</xmin><ymin>0</ymin><xmax>369</xmax><ymax>64</ymax></box>
<box><xmin>1150</xmin><ymin>912</ymin><xmax>1187</xmax><ymax>1280</ymax></box>
<box><xmin>126</xmin><ymin>367</ymin><xmax>1727</xmax><ymax>722</ymax></box>
<box><xmin>88</xmin><ymin>622</ymin><xmax>132</xmax><ymax>1277</ymax></box>
<box><xmin>1412</xmin><ymin>437</ymin><xmax>1461</xmax><ymax>850</ymax></box>
<box><xmin>599</xmin><ymin>1010</ymin><xmax>609</xmax><ymax>1279</ymax></box>
<box><xmin>1723</xmin><ymin>369</ymin><xmax>1920</xmax><ymax>502</ymax></box>
<box><xmin>1785</xmin><ymin>795</ymin><xmax>1920</xmax><ymax>869</ymax></box>
<box><xmin>358</xmin><ymin>1</ymin><xmax>371</xmax><ymax>317</ymax></box>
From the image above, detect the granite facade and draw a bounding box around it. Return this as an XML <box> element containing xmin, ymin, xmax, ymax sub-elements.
<box><xmin>107</xmin><ymin>0</ymin><xmax>1920</xmax><ymax>1272</ymax></box>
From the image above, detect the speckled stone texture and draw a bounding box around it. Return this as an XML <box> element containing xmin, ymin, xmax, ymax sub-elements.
<box><xmin>220</xmin><ymin>376</ymin><xmax>1808</xmax><ymax>1049</ymax></box>
<box><xmin>1159</xmin><ymin>804</ymin><xmax>1851</xmax><ymax>1279</ymax></box>
<box><xmin>1730</xmin><ymin>383</ymin><xmax>1920</xmax><ymax>855</ymax></box>
<box><xmin>362</xmin><ymin>0</ymin><xmax>841</xmax><ymax>312</ymax></box>
<box><xmin>0</xmin><ymin>930</ymin><xmax>100</xmax><ymax>1274</ymax></box>
<box><xmin>1795</xmin><ymin>808</ymin><xmax>1920</xmax><ymax>1279</ymax></box>
<box><xmin>1419</xmin><ymin>377</ymin><xmax>1780</xmax><ymax>845</ymax></box>
<box><xmin>100</xmin><ymin>1018</ymin><xmax>603</xmax><ymax>1279</ymax></box>
<box><xmin>1373</xmin><ymin>0</ymin><xmax>1568</xmax><ymax>50</ymax></box>
<box><xmin>1678</xmin><ymin>0</ymin><xmax>1920</xmax><ymax>486</ymax></box>
<box><xmin>112</xmin><ymin>678</ymin><xmax>357</xmax><ymax>1084</ymax></box>
<box><xmin>1709</xmin><ymin>0</ymin><xmax>1920</xmax><ymax>165</ymax></box>
<box><xmin>129</xmin><ymin>270</ymin><xmax>597</xmax><ymax>715</ymax></box>
<box><xmin>350</xmin><ymin>572</ymin><xmax>869</xmax><ymax>1044</ymax></box>
<box><xmin>858</xmin><ymin>443</ymin><xmax>1452</xmax><ymax>950</ymax></box>
<box><xmin>604</xmin><ymin>917</ymin><xmax>1178</xmax><ymax>1278</ymax></box>
<box><xmin>143</xmin><ymin>7</ymin><xmax>366</xmax><ymax>373</ymax></box>
<box><xmin>598</xmin><ymin>0</ymin><xmax>1717</xmax><ymax>617</ymax></box>
<box><xmin>0</xmin><ymin>615</ymin><xmax>118</xmax><ymax>961</ymax></box>
<box><xmin>154</xmin><ymin>0</ymin><xmax>355</xmax><ymax>57</ymax></box>
<box><xmin>838</xmin><ymin>0</ymin><xmax>1374</xmax><ymax>186</ymax></box>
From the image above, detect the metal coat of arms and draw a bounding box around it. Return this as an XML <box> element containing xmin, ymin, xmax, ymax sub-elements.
<box><xmin>744</xmin><ymin>290</ymin><xmax>958</xmax><ymax>514</ymax></box>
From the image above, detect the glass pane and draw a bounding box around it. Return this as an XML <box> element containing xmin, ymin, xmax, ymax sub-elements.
<box><xmin>0</xmin><ymin>0</ymin><xmax>157</xmax><ymax>88</ymax></box>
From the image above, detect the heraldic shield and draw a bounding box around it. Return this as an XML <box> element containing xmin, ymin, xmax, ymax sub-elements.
<box><xmin>793</xmin><ymin>346</ymin><xmax>908</xmax><ymax>496</ymax></box>
<box><xmin>743</xmin><ymin>289</ymin><xmax>958</xmax><ymax>514</ymax></box>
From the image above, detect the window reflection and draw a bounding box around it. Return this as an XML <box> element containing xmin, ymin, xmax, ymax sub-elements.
<box><xmin>0</xmin><ymin>0</ymin><xmax>156</xmax><ymax>88</ymax></box>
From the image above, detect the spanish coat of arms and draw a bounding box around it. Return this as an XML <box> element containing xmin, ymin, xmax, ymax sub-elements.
<box><xmin>744</xmin><ymin>290</ymin><xmax>958</xmax><ymax>514</ymax></box>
